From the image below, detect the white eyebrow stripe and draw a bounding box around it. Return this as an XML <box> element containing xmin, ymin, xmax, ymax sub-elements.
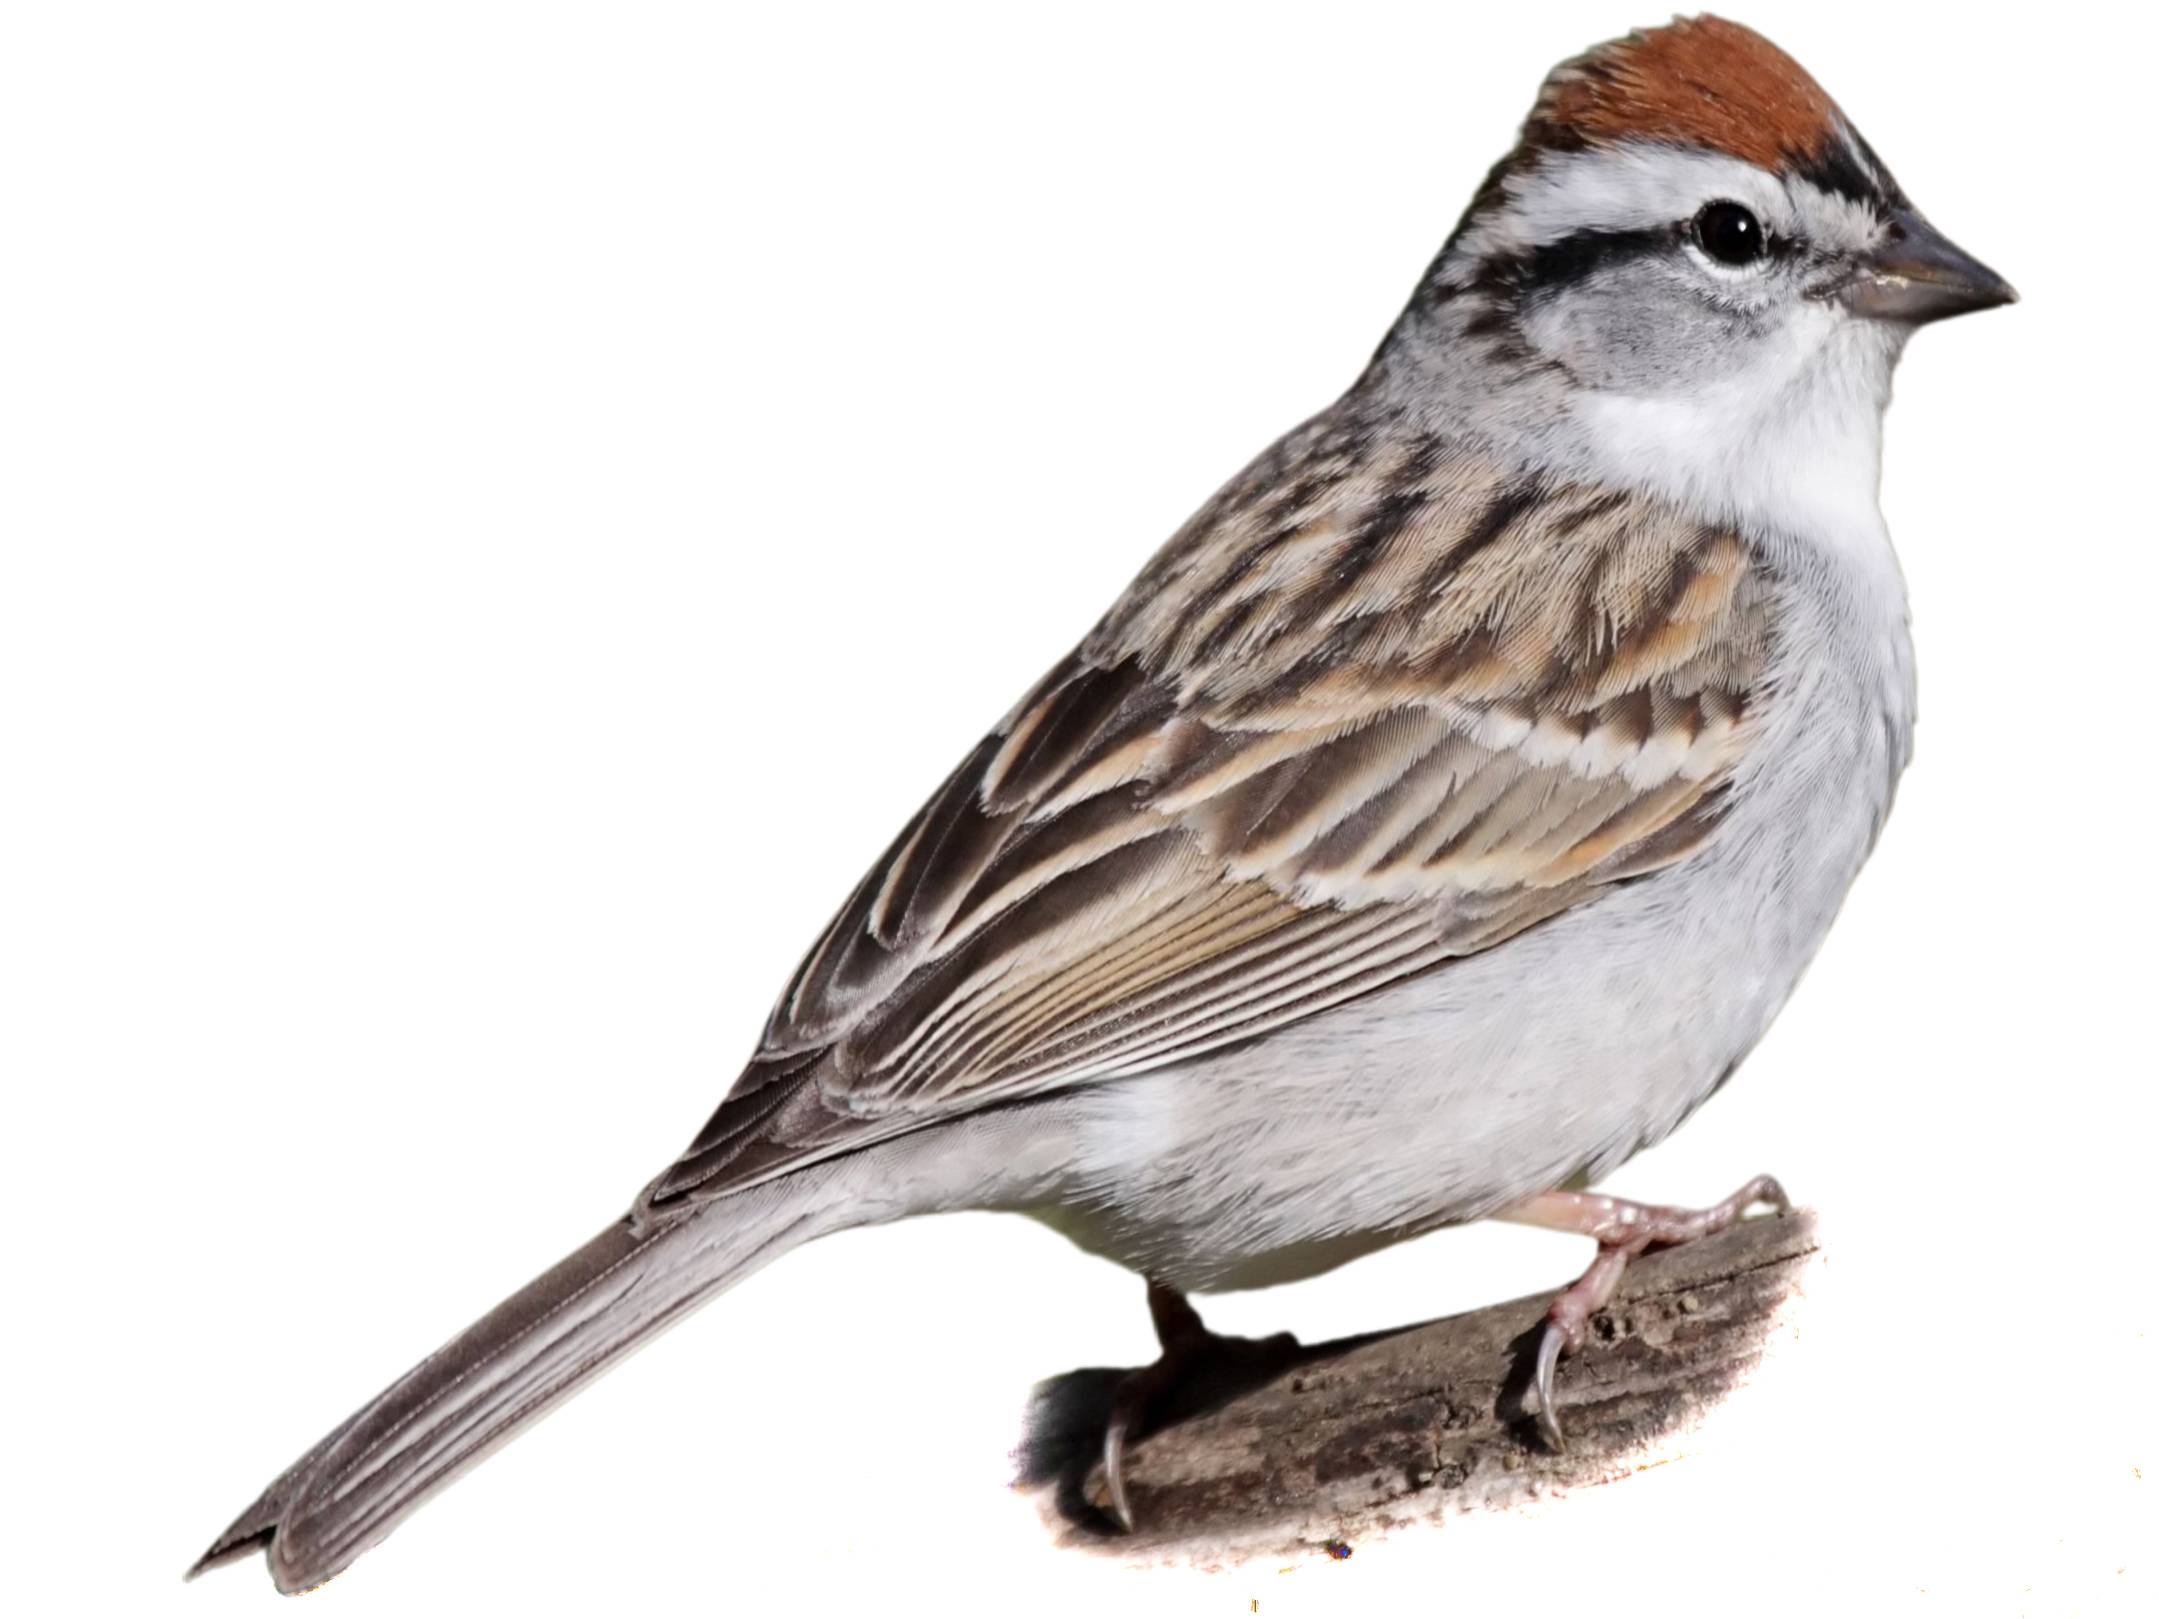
<box><xmin>1442</xmin><ymin>139</ymin><xmax>1891</xmax><ymax>282</ymax></box>
<box><xmin>1463</xmin><ymin>145</ymin><xmax>1794</xmax><ymax>260</ymax></box>
<box><xmin>1485</xmin><ymin>147</ymin><xmax>1787</xmax><ymax>253</ymax></box>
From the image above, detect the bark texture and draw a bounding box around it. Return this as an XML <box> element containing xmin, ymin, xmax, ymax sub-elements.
<box><xmin>1016</xmin><ymin>1208</ymin><xmax>1819</xmax><ymax>1560</ymax></box>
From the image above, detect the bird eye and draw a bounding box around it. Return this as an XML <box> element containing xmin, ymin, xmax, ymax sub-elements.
<box><xmin>1692</xmin><ymin>201</ymin><xmax>1767</xmax><ymax>267</ymax></box>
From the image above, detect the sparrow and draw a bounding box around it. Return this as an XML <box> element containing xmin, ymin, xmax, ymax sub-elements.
<box><xmin>194</xmin><ymin>15</ymin><xmax>2014</xmax><ymax>1591</ymax></box>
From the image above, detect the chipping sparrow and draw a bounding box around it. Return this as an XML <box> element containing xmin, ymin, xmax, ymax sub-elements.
<box><xmin>194</xmin><ymin>14</ymin><xmax>2013</xmax><ymax>1590</ymax></box>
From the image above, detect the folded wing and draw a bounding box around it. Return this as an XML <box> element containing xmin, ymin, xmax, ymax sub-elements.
<box><xmin>644</xmin><ymin>409</ymin><xmax>1773</xmax><ymax>1208</ymax></box>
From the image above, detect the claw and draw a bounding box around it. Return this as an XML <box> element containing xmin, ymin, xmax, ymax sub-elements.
<box><xmin>1102</xmin><ymin>1371</ymin><xmax>1156</xmax><ymax>1531</ymax></box>
<box><xmin>1104</xmin><ymin>1426</ymin><xmax>1133</xmax><ymax>1530</ymax></box>
<box><xmin>1531</xmin><ymin>1320</ymin><xmax>1567</xmax><ymax>1451</ymax></box>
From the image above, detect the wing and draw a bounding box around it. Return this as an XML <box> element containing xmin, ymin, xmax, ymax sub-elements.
<box><xmin>642</xmin><ymin>406</ymin><xmax>1773</xmax><ymax>1209</ymax></box>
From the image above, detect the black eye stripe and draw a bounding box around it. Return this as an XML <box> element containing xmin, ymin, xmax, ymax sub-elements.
<box><xmin>1477</xmin><ymin>206</ymin><xmax>1794</xmax><ymax>300</ymax></box>
<box><xmin>1495</xmin><ymin>226</ymin><xmax>1674</xmax><ymax>294</ymax></box>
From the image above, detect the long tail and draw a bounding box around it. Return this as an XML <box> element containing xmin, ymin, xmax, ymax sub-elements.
<box><xmin>190</xmin><ymin>1183</ymin><xmax>839</xmax><ymax>1592</ymax></box>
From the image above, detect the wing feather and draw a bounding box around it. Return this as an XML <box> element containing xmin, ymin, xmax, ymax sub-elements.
<box><xmin>640</xmin><ymin>404</ymin><xmax>1774</xmax><ymax>1209</ymax></box>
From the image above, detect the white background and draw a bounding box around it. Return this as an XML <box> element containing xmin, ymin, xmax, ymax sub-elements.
<box><xmin>4</xmin><ymin>3</ymin><xmax>2152</xmax><ymax>1614</ymax></box>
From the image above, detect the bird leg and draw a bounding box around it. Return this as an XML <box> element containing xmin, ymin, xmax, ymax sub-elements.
<box><xmin>1502</xmin><ymin>1174</ymin><xmax>1790</xmax><ymax>1449</ymax></box>
<box><xmin>1101</xmin><ymin>1280</ymin><xmax>1297</xmax><ymax>1532</ymax></box>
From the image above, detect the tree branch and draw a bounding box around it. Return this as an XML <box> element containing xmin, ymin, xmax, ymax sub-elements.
<box><xmin>1016</xmin><ymin>1208</ymin><xmax>1820</xmax><ymax>1559</ymax></box>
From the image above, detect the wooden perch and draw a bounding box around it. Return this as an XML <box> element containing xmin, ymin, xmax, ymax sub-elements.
<box><xmin>1015</xmin><ymin>1208</ymin><xmax>1820</xmax><ymax>1560</ymax></box>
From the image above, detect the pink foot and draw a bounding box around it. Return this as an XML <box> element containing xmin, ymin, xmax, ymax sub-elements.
<box><xmin>1504</xmin><ymin>1174</ymin><xmax>1791</xmax><ymax>1449</ymax></box>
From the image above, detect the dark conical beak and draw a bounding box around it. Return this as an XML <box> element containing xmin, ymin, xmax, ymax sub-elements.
<box><xmin>1846</xmin><ymin>208</ymin><xmax>2018</xmax><ymax>324</ymax></box>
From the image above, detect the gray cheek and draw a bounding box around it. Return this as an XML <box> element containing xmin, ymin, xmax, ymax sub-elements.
<box><xmin>1522</xmin><ymin>267</ymin><xmax>1764</xmax><ymax>395</ymax></box>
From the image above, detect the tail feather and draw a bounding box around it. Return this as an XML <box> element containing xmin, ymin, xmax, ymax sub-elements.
<box><xmin>192</xmin><ymin>1188</ymin><xmax>832</xmax><ymax>1592</ymax></box>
